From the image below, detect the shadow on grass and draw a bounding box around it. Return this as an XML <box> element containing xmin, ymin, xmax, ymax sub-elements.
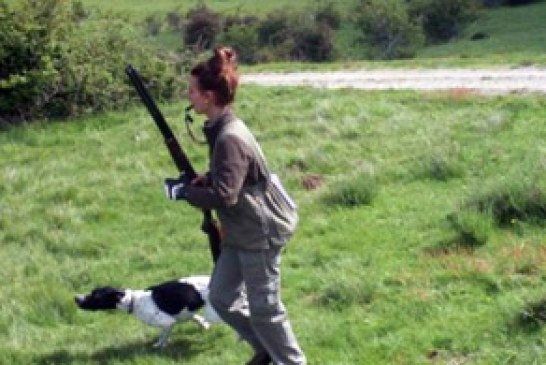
<box><xmin>36</xmin><ymin>336</ymin><xmax>213</xmax><ymax>365</ymax></box>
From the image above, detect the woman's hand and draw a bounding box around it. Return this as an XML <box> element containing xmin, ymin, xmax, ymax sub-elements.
<box><xmin>191</xmin><ymin>174</ymin><xmax>209</xmax><ymax>187</ymax></box>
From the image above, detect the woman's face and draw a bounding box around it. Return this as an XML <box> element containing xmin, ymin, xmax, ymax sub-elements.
<box><xmin>187</xmin><ymin>76</ymin><xmax>213</xmax><ymax>115</ymax></box>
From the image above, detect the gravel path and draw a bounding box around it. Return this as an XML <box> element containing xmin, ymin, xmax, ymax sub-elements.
<box><xmin>242</xmin><ymin>67</ymin><xmax>546</xmax><ymax>94</ymax></box>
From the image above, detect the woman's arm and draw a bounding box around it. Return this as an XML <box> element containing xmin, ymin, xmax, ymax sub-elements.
<box><xmin>185</xmin><ymin>135</ymin><xmax>249</xmax><ymax>210</ymax></box>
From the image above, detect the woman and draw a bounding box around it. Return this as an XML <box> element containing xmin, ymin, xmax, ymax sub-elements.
<box><xmin>176</xmin><ymin>46</ymin><xmax>306</xmax><ymax>365</ymax></box>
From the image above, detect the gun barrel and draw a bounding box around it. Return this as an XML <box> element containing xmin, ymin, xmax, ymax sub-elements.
<box><xmin>125</xmin><ymin>65</ymin><xmax>196</xmax><ymax>178</ymax></box>
<box><xmin>125</xmin><ymin>64</ymin><xmax>220</xmax><ymax>264</ymax></box>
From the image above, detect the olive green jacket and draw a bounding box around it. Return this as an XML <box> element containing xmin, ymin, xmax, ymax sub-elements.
<box><xmin>185</xmin><ymin>112</ymin><xmax>297</xmax><ymax>250</ymax></box>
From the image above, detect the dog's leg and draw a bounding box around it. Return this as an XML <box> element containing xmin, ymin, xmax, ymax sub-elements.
<box><xmin>191</xmin><ymin>314</ymin><xmax>210</xmax><ymax>330</ymax></box>
<box><xmin>153</xmin><ymin>325</ymin><xmax>173</xmax><ymax>348</ymax></box>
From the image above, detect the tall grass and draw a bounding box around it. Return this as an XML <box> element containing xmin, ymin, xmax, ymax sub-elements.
<box><xmin>1</xmin><ymin>85</ymin><xmax>546</xmax><ymax>364</ymax></box>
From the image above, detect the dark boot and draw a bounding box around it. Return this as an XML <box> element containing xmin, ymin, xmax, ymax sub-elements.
<box><xmin>245</xmin><ymin>352</ymin><xmax>272</xmax><ymax>365</ymax></box>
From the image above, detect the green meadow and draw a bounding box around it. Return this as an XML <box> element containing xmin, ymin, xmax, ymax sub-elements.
<box><xmin>2</xmin><ymin>1</ymin><xmax>546</xmax><ymax>364</ymax></box>
<box><xmin>2</xmin><ymin>86</ymin><xmax>546</xmax><ymax>364</ymax></box>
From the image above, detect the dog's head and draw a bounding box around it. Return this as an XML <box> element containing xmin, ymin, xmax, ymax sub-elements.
<box><xmin>75</xmin><ymin>287</ymin><xmax>125</xmax><ymax>311</ymax></box>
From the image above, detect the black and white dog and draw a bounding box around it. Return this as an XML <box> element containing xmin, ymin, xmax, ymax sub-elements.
<box><xmin>75</xmin><ymin>276</ymin><xmax>222</xmax><ymax>348</ymax></box>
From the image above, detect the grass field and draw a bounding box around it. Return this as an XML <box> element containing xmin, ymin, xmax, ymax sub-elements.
<box><xmin>2</xmin><ymin>1</ymin><xmax>546</xmax><ymax>364</ymax></box>
<box><xmin>1</xmin><ymin>85</ymin><xmax>546</xmax><ymax>364</ymax></box>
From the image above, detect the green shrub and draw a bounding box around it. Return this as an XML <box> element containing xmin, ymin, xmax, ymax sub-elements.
<box><xmin>255</xmin><ymin>10</ymin><xmax>335</xmax><ymax>62</ymax></box>
<box><xmin>355</xmin><ymin>0</ymin><xmax>425</xmax><ymax>59</ymax></box>
<box><xmin>0</xmin><ymin>0</ymin><xmax>188</xmax><ymax>124</ymax></box>
<box><xmin>467</xmin><ymin>182</ymin><xmax>546</xmax><ymax>226</ymax></box>
<box><xmin>314</xmin><ymin>2</ymin><xmax>342</xmax><ymax>29</ymax></box>
<box><xmin>445</xmin><ymin>209</ymin><xmax>494</xmax><ymax>248</ymax></box>
<box><xmin>415</xmin><ymin>154</ymin><xmax>465</xmax><ymax>181</ymax></box>
<box><xmin>443</xmin><ymin>177</ymin><xmax>546</xmax><ymax>251</ymax></box>
<box><xmin>0</xmin><ymin>0</ymin><xmax>59</xmax><ymax>123</ymax></box>
<box><xmin>183</xmin><ymin>4</ymin><xmax>221</xmax><ymax>50</ymax></box>
<box><xmin>257</xmin><ymin>10</ymin><xmax>293</xmax><ymax>47</ymax></box>
<box><xmin>216</xmin><ymin>24</ymin><xmax>260</xmax><ymax>64</ymax></box>
<box><xmin>216</xmin><ymin>14</ymin><xmax>260</xmax><ymax>64</ymax></box>
<box><xmin>324</xmin><ymin>172</ymin><xmax>378</xmax><ymax>207</ymax></box>
<box><xmin>292</xmin><ymin>24</ymin><xmax>336</xmax><ymax>62</ymax></box>
<box><xmin>408</xmin><ymin>0</ymin><xmax>481</xmax><ymax>43</ymax></box>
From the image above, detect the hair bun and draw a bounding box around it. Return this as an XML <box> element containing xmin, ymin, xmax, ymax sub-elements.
<box><xmin>210</xmin><ymin>46</ymin><xmax>237</xmax><ymax>75</ymax></box>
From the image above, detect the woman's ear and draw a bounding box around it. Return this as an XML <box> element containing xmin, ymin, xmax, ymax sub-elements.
<box><xmin>204</xmin><ymin>90</ymin><xmax>216</xmax><ymax>106</ymax></box>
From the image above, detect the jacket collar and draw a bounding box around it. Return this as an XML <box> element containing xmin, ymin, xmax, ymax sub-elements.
<box><xmin>203</xmin><ymin>110</ymin><xmax>236</xmax><ymax>150</ymax></box>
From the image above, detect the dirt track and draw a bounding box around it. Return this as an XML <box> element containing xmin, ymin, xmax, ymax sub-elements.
<box><xmin>242</xmin><ymin>67</ymin><xmax>546</xmax><ymax>94</ymax></box>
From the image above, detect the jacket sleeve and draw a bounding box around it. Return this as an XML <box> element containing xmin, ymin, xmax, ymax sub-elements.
<box><xmin>185</xmin><ymin>134</ymin><xmax>249</xmax><ymax>210</ymax></box>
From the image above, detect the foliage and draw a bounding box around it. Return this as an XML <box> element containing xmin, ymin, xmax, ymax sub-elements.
<box><xmin>0</xmin><ymin>0</ymin><xmax>62</xmax><ymax>123</ymax></box>
<box><xmin>324</xmin><ymin>171</ymin><xmax>378</xmax><ymax>207</ymax></box>
<box><xmin>314</xmin><ymin>1</ymin><xmax>342</xmax><ymax>29</ymax></box>
<box><xmin>0</xmin><ymin>0</ymin><xmax>189</xmax><ymax>125</ymax></box>
<box><xmin>408</xmin><ymin>0</ymin><xmax>481</xmax><ymax>43</ymax></box>
<box><xmin>255</xmin><ymin>10</ymin><xmax>336</xmax><ymax>62</ymax></box>
<box><xmin>216</xmin><ymin>24</ymin><xmax>260</xmax><ymax>64</ymax></box>
<box><xmin>183</xmin><ymin>4</ymin><xmax>222</xmax><ymax>50</ymax></box>
<box><xmin>445</xmin><ymin>209</ymin><xmax>493</xmax><ymax>248</ymax></box>
<box><xmin>444</xmin><ymin>172</ymin><xmax>546</xmax><ymax>250</ymax></box>
<box><xmin>466</xmin><ymin>180</ymin><xmax>546</xmax><ymax>226</ymax></box>
<box><xmin>355</xmin><ymin>0</ymin><xmax>425</xmax><ymax>59</ymax></box>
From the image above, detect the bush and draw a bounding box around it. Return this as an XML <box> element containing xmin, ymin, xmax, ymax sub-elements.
<box><xmin>216</xmin><ymin>24</ymin><xmax>260</xmax><ymax>64</ymax></box>
<box><xmin>217</xmin><ymin>14</ymin><xmax>260</xmax><ymax>64</ymax></box>
<box><xmin>408</xmin><ymin>0</ymin><xmax>481</xmax><ymax>43</ymax></box>
<box><xmin>0</xmin><ymin>0</ymin><xmax>189</xmax><ymax>124</ymax></box>
<box><xmin>355</xmin><ymin>0</ymin><xmax>425</xmax><ymax>59</ymax></box>
<box><xmin>467</xmin><ymin>182</ymin><xmax>546</xmax><ymax>226</ymax></box>
<box><xmin>255</xmin><ymin>10</ymin><xmax>335</xmax><ymax>62</ymax></box>
<box><xmin>0</xmin><ymin>0</ymin><xmax>59</xmax><ymax>122</ymax></box>
<box><xmin>183</xmin><ymin>4</ymin><xmax>221</xmax><ymax>50</ymax></box>
<box><xmin>314</xmin><ymin>2</ymin><xmax>342</xmax><ymax>29</ymax></box>
<box><xmin>445</xmin><ymin>209</ymin><xmax>493</xmax><ymax>248</ymax></box>
<box><xmin>292</xmin><ymin>24</ymin><xmax>336</xmax><ymax>62</ymax></box>
<box><xmin>415</xmin><ymin>153</ymin><xmax>465</xmax><ymax>181</ymax></box>
<box><xmin>324</xmin><ymin>172</ymin><xmax>378</xmax><ymax>207</ymax></box>
<box><xmin>257</xmin><ymin>10</ymin><xmax>294</xmax><ymax>47</ymax></box>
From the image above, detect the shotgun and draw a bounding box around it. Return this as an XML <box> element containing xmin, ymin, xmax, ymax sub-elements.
<box><xmin>125</xmin><ymin>65</ymin><xmax>221</xmax><ymax>264</ymax></box>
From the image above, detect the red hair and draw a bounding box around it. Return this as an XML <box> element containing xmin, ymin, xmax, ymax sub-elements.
<box><xmin>190</xmin><ymin>46</ymin><xmax>239</xmax><ymax>106</ymax></box>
